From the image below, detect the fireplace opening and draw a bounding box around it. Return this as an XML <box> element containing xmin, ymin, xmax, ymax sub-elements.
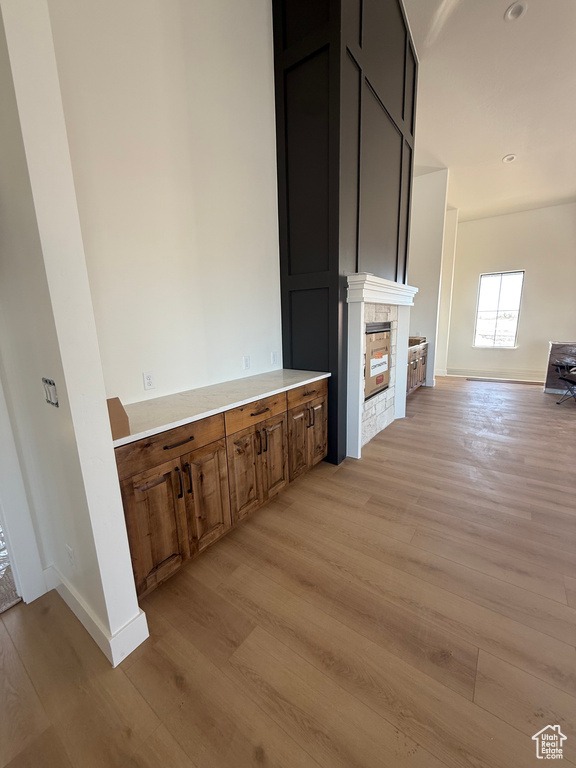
<box><xmin>365</xmin><ymin>322</ymin><xmax>391</xmax><ymax>401</ymax></box>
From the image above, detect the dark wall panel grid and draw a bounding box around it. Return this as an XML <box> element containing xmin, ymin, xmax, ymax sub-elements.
<box><xmin>357</xmin><ymin>80</ymin><xmax>403</xmax><ymax>281</ymax></box>
<box><xmin>285</xmin><ymin>48</ymin><xmax>331</xmax><ymax>276</ymax></box>
<box><xmin>339</xmin><ymin>48</ymin><xmax>362</xmax><ymax>276</ymax></box>
<box><xmin>361</xmin><ymin>0</ymin><xmax>406</xmax><ymax>124</ymax></box>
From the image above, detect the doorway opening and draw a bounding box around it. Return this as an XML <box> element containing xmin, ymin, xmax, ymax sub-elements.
<box><xmin>0</xmin><ymin>520</ymin><xmax>20</xmax><ymax>613</ymax></box>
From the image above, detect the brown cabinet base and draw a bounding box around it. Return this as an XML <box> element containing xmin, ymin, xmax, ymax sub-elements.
<box><xmin>288</xmin><ymin>393</ymin><xmax>327</xmax><ymax>482</ymax></box>
<box><xmin>227</xmin><ymin>412</ymin><xmax>290</xmax><ymax>524</ymax></box>
<box><xmin>116</xmin><ymin>384</ymin><xmax>328</xmax><ymax>597</ymax></box>
<box><xmin>407</xmin><ymin>342</ymin><xmax>428</xmax><ymax>395</ymax></box>
<box><xmin>182</xmin><ymin>439</ymin><xmax>231</xmax><ymax>554</ymax></box>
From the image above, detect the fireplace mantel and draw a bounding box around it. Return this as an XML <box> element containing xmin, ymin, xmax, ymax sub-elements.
<box><xmin>346</xmin><ymin>274</ymin><xmax>418</xmax><ymax>459</ymax></box>
<box><xmin>347</xmin><ymin>273</ymin><xmax>418</xmax><ymax>306</ymax></box>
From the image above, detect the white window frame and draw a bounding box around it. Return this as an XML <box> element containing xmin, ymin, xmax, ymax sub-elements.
<box><xmin>473</xmin><ymin>270</ymin><xmax>525</xmax><ymax>349</ymax></box>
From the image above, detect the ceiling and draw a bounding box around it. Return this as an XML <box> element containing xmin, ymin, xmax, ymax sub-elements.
<box><xmin>402</xmin><ymin>0</ymin><xmax>576</xmax><ymax>221</ymax></box>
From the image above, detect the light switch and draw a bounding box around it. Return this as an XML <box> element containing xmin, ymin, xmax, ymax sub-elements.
<box><xmin>42</xmin><ymin>377</ymin><xmax>59</xmax><ymax>407</ymax></box>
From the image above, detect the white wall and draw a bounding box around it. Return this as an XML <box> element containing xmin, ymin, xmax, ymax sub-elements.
<box><xmin>0</xmin><ymin>5</ymin><xmax>107</xmax><ymax>620</ymax></box>
<box><xmin>47</xmin><ymin>0</ymin><xmax>283</xmax><ymax>405</ymax></box>
<box><xmin>447</xmin><ymin>202</ymin><xmax>576</xmax><ymax>381</ymax></box>
<box><xmin>0</xmin><ymin>0</ymin><xmax>146</xmax><ymax>665</ymax></box>
<box><xmin>435</xmin><ymin>208</ymin><xmax>458</xmax><ymax>376</ymax></box>
<box><xmin>408</xmin><ymin>169</ymin><xmax>449</xmax><ymax>385</ymax></box>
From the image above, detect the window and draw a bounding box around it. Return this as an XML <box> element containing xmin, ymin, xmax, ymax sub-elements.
<box><xmin>474</xmin><ymin>271</ymin><xmax>524</xmax><ymax>348</ymax></box>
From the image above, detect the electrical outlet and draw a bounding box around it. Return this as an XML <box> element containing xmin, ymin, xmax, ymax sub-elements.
<box><xmin>66</xmin><ymin>544</ymin><xmax>76</xmax><ymax>570</ymax></box>
<box><xmin>242</xmin><ymin>356</ymin><xmax>250</xmax><ymax>371</ymax></box>
<box><xmin>143</xmin><ymin>371</ymin><xmax>155</xmax><ymax>390</ymax></box>
<box><xmin>271</xmin><ymin>351</ymin><xmax>279</xmax><ymax>366</ymax></box>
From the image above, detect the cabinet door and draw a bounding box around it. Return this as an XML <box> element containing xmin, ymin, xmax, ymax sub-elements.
<box><xmin>420</xmin><ymin>346</ymin><xmax>427</xmax><ymax>386</ymax></box>
<box><xmin>408</xmin><ymin>352</ymin><xmax>418</xmax><ymax>394</ymax></box>
<box><xmin>120</xmin><ymin>458</ymin><xmax>189</xmax><ymax>596</ymax></box>
<box><xmin>182</xmin><ymin>439</ymin><xmax>231</xmax><ymax>553</ymax></box>
<box><xmin>288</xmin><ymin>404</ymin><xmax>309</xmax><ymax>481</ymax></box>
<box><xmin>308</xmin><ymin>394</ymin><xmax>328</xmax><ymax>467</ymax></box>
<box><xmin>261</xmin><ymin>413</ymin><xmax>289</xmax><ymax>499</ymax></box>
<box><xmin>227</xmin><ymin>425</ymin><xmax>264</xmax><ymax>523</ymax></box>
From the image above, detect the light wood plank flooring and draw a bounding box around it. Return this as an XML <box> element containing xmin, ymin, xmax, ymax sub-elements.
<box><xmin>2</xmin><ymin>377</ymin><xmax>575</xmax><ymax>768</ymax></box>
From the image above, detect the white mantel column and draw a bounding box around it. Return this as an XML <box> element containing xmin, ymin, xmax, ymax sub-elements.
<box><xmin>346</xmin><ymin>274</ymin><xmax>418</xmax><ymax>459</ymax></box>
<box><xmin>394</xmin><ymin>304</ymin><xmax>411</xmax><ymax>420</ymax></box>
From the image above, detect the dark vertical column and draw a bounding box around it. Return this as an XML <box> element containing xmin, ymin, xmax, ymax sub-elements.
<box><xmin>272</xmin><ymin>0</ymin><xmax>417</xmax><ymax>464</ymax></box>
<box><xmin>272</xmin><ymin>0</ymin><xmax>346</xmax><ymax>464</ymax></box>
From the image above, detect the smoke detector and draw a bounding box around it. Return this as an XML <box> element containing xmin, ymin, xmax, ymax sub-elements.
<box><xmin>504</xmin><ymin>2</ymin><xmax>527</xmax><ymax>22</ymax></box>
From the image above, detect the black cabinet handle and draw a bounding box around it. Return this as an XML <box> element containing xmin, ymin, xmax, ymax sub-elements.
<box><xmin>250</xmin><ymin>407</ymin><xmax>270</xmax><ymax>417</ymax></box>
<box><xmin>306</xmin><ymin>406</ymin><xmax>312</xmax><ymax>428</ymax></box>
<box><xmin>184</xmin><ymin>462</ymin><xmax>193</xmax><ymax>494</ymax></box>
<box><xmin>310</xmin><ymin>406</ymin><xmax>316</xmax><ymax>428</ymax></box>
<box><xmin>262</xmin><ymin>428</ymin><xmax>268</xmax><ymax>453</ymax></box>
<box><xmin>256</xmin><ymin>430</ymin><xmax>263</xmax><ymax>455</ymax></box>
<box><xmin>302</xmin><ymin>389</ymin><xmax>317</xmax><ymax>397</ymax></box>
<box><xmin>175</xmin><ymin>466</ymin><xmax>184</xmax><ymax>499</ymax></box>
<box><xmin>164</xmin><ymin>436</ymin><xmax>195</xmax><ymax>451</ymax></box>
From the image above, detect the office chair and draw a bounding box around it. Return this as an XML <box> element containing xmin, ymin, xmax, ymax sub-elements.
<box><xmin>553</xmin><ymin>362</ymin><xmax>576</xmax><ymax>405</ymax></box>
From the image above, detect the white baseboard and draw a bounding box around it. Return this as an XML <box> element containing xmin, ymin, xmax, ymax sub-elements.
<box><xmin>447</xmin><ymin>368</ymin><xmax>544</xmax><ymax>382</ymax></box>
<box><xmin>435</xmin><ymin>369</ymin><xmax>448</xmax><ymax>377</ymax></box>
<box><xmin>545</xmin><ymin>387</ymin><xmax>566</xmax><ymax>395</ymax></box>
<box><xmin>43</xmin><ymin>565</ymin><xmax>148</xmax><ymax>667</ymax></box>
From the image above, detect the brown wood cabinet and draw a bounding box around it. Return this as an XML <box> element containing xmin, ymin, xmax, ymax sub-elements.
<box><xmin>260</xmin><ymin>413</ymin><xmax>289</xmax><ymax>500</ymax></box>
<box><xmin>115</xmin><ymin>378</ymin><xmax>328</xmax><ymax>598</ymax></box>
<box><xmin>117</xmin><ymin>414</ymin><xmax>232</xmax><ymax>596</ymax></box>
<box><xmin>227</xmin><ymin>411</ymin><xmax>289</xmax><ymax>524</ymax></box>
<box><xmin>288</xmin><ymin>391</ymin><xmax>328</xmax><ymax>481</ymax></box>
<box><xmin>120</xmin><ymin>458</ymin><xmax>191</xmax><ymax>597</ymax></box>
<box><xmin>288</xmin><ymin>404</ymin><xmax>309</xmax><ymax>481</ymax></box>
<box><xmin>226</xmin><ymin>424</ymin><xmax>264</xmax><ymax>523</ymax></box>
<box><xmin>115</xmin><ymin>414</ymin><xmax>224</xmax><ymax>482</ymax></box>
<box><xmin>181</xmin><ymin>439</ymin><xmax>231</xmax><ymax>554</ymax></box>
<box><xmin>308</xmin><ymin>395</ymin><xmax>328</xmax><ymax>467</ymax></box>
<box><xmin>407</xmin><ymin>342</ymin><xmax>428</xmax><ymax>395</ymax></box>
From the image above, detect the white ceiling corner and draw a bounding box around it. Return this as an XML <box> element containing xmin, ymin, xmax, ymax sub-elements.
<box><xmin>402</xmin><ymin>0</ymin><xmax>576</xmax><ymax>221</ymax></box>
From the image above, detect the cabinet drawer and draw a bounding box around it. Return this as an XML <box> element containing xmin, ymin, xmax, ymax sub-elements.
<box><xmin>115</xmin><ymin>413</ymin><xmax>225</xmax><ymax>481</ymax></box>
<box><xmin>225</xmin><ymin>392</ymin><xmax>286</xmax><ymax>435</ymax></box>
<box><xmin>409</xmin><ymin>345</ymin><xmax>423</xmax><ymax>362</ymax></box>
<box><xmin>286</xmin><ymin>378</ymin><xmax>328</xmax><ymax>409</ymax></box>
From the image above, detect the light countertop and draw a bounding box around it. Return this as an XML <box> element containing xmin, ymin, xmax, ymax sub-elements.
<box><xmin>114</xmin><ymin>369</ymin><xmax>331</xmax><ymax>448</ymax></box>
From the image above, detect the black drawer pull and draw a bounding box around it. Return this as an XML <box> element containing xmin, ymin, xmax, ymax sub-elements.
<box><xmin>163</xmin><ymin>436</ymin><xmax>195</xmax><ymax>450</ymax></box>
<box><xmin>262</xmin><ymin>428</ymin><xmax>268</xmax><ymax>453</ymax></box>
<box><xmin>250</xmin><ymin>407</ymin><xmax>270</xmax><ymax>417</ymax></box>
<box><xmin>302</xmin><ymin>389</ymin><xmax>317</xmax><ymax>397</ymax></box>
<box><xmin>184</xmin><ymin>462</ymin><xmax>193</xmax><ymax>494</ymax></box>
<box><xmin>175</xmin><ymin>466</ymin><xmax>184</xmax><ymax>499</ymax></box>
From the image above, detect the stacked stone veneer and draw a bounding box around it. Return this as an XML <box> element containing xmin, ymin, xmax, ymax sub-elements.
<box><xmin>362</xmin><ymin>303</ymin><xmax>398</xmax><ymax>447</ymax></box>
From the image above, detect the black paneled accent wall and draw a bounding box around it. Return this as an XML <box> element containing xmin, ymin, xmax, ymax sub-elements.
<box><xmin>272</xmin><ymin>0</ymin><xmax>417</xmax><ymax>463</ymax></box>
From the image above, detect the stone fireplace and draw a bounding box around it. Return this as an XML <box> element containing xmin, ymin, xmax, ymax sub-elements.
<box><xmin>346</xmin><ymin>274</ymin><xmax>418</xmax><ymax>459</ymax></box>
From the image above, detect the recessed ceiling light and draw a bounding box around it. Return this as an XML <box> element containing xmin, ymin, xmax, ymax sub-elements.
<box><xmin>502</xmin><ymin>154</ymin><xmax>517</xmax><ymax>163</ymax></box>
<box><xmin>504</xmin><ymin>2</ymin><xmax>527</xmax><ymax>22</ymax></box>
